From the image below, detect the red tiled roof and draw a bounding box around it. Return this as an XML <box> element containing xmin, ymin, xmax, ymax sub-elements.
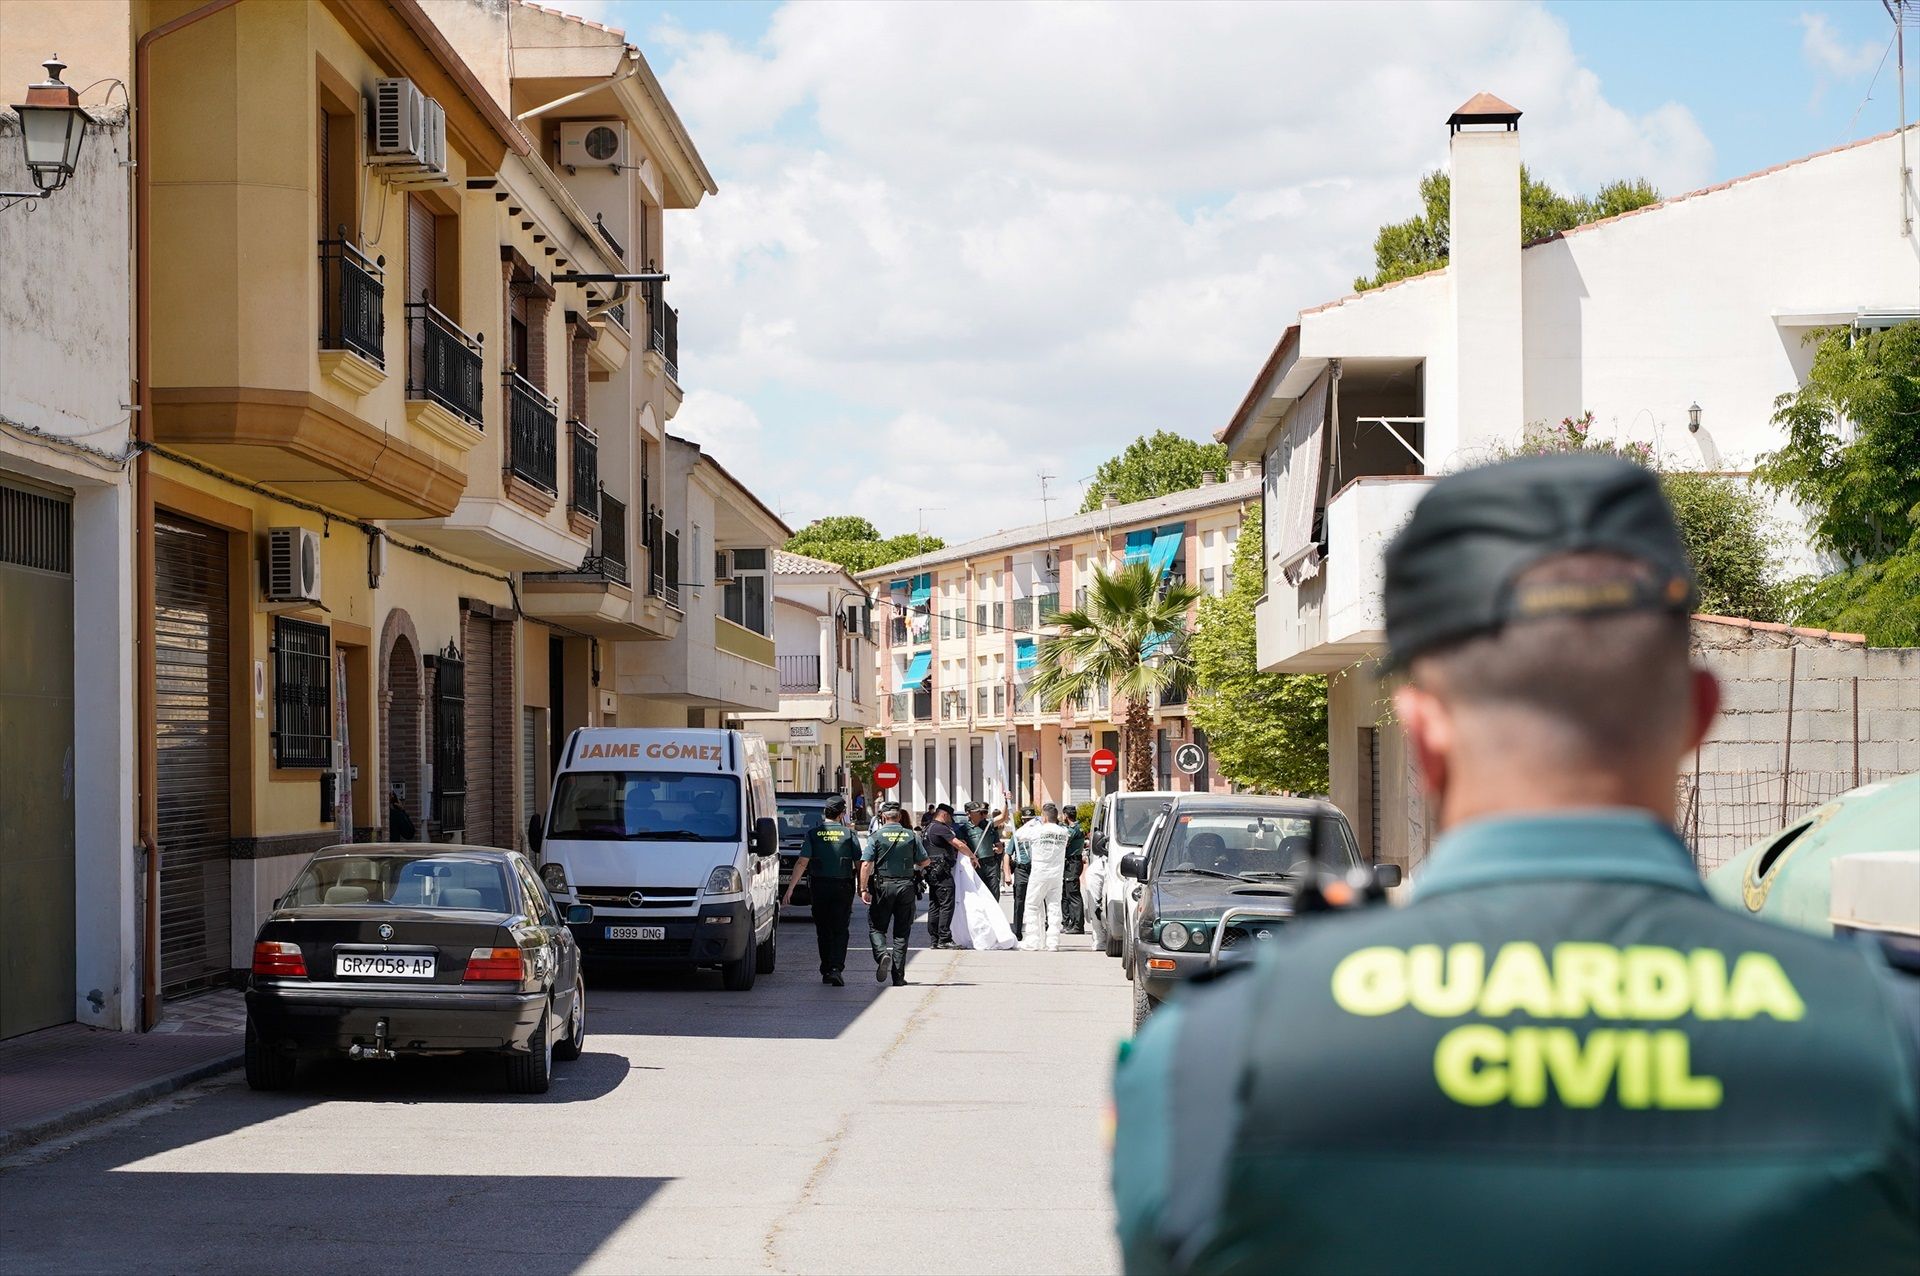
<box><xmin>1693</xmin><ymin>613</ymin><xmax>1867</xmax><ymax>646</ymax></box>
<box><xmin>514</xmin><ymin>1</ymin><xmax>626</xmax><ymax>38</ymax></box>
<box><xmin>1451</xmin><ymin>91</ymin><xmax>1521</xmax><ymax>119</ymax></box>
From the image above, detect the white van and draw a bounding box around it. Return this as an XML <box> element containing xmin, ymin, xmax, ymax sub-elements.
<box><xmin>532</xmin><ymin>728</ymin><xmax>782</xmax><ymax>991</ymax></box>
<box><xmin>1093</xmin><ymin>790</ymin><xmax>1181</xmax><ymax>960</ymax></box>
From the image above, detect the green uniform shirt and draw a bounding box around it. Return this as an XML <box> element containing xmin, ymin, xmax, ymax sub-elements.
<box><xmin>800</xmin><ymin>820</ymin><xmax>859</xmax><ymax>879</ymax></box>
<box><xmin>1066</xmin><ymin>825</ymin><xmax>1086</xmax><ymax>858</ymax></box>
<box><xmin>1112</xmin><ymin>811</ymin><xmax>1920</xmax><ymax>1276</ymax></box>
<box><xmin>964</xmin><ymin>821</ymin><xmax>1002</xmax><ymax>858</ymax></box>
<box><xmin>863</xmin><ymin>826</ymin><xmax>927</xmax><ymax>879</ymax></box>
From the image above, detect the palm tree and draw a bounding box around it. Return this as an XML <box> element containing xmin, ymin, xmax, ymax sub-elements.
<box><xmin>1030</xmin><ymin>562</ymin><xmax>1202</xmax><ymax>790</ymax></box>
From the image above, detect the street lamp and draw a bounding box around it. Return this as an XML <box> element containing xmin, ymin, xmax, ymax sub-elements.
<box><xmin>1687</xmin><ymin>401</ymin><xmax>1702</xmax><ymax>434</ymax></box>
<box><xmin>7</xmin><ymin>56</ymin><xmax>90</xmax><ymax>203</ymax></box>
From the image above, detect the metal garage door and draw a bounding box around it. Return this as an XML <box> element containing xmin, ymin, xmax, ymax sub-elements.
<box><xmin>0</xmin><ymin>478</ymin><xmax>76</xmax><ymax>1039</ymax></box>
<box><xmin>463</xmin><ymin>612</ymin><xmax>497</xmax><ymax>847</ymax></box>
<box><xmin>155</xmin><ymin>513</ymin><xmax>231</xmax><ymax>998</ymax></box>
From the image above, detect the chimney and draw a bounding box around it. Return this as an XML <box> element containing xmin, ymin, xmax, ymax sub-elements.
<box><xmin>1446</xmin><ymin>92</ymin><xmax>1524</xmax><ymax>460</ymax></box>
<box><xmin>1102</xmin><ymin>496</ymin><xmax>1118</xmax><ymax>509</ymax></box>
<box><xmin>1199</xmin><ymin>471</ymin><xmax>1218</xmax><ymax>487</ymax></box>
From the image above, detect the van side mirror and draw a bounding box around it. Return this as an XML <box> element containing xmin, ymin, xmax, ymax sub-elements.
<box><xmin>1118</xmin><ymin>853</ymin><xmax>1145</xmax><ymax>880</ymax></box>
<box><xmin>754</xmin><ymin>816</ymin><xmax>778</xmax><ymax>858</ymax></box>
<box><xmin>565</xmin><ymin>903</ymin><xmax>594</xmax><ymax>926</ymax></box>
<box><xmin>1091</xmin><ymin>831</ymin><xmax>1109</xmax><ymax>855</ymax></box>
<box><xmin>1374</xmin><ymin>863</ymin><xmax>1403</xmax><ymax>889</ymax></box>
<box><xmin>526</xmin><ymin>813</ymin><xmax>544</xmax><ymax>854</ymax></box>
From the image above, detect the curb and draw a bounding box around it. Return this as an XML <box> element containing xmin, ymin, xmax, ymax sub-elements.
<box><xmin>0</xmin><ymin>1049</ymin><xmax>243</xmax><ymax>1159</ymax></box>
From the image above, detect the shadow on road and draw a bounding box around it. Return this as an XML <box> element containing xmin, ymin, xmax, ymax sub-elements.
<box><xmin>290</xmin><ymin>1046</ymin><xmax>636</xmax><ymax>1102</ymax></box>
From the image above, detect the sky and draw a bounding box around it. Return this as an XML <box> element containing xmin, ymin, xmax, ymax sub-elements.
<box><xmin>546</xmin><ymin>0</ymin><xmax>1912</xmax><ymax>543</ymax></box>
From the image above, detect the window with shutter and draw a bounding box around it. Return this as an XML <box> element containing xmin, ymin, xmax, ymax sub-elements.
<box><xmin>273</xmin><ymin>617</ymin><xmax>333</xmax><ymax>769</ymax></box>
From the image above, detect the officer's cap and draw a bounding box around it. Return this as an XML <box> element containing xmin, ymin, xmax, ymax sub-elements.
<box><xmin>824</xmin><ymin>796</ymin><xmax>846</xmax><ymax>817</ymax></box>
<box><xmin>1382</xmin><ymin>454</ymin><xmax>1697</xmax><ymax>670</ymax></box>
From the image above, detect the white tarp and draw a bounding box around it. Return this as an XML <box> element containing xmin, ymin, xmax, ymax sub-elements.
<box><xmin>1271</xmin><ymin>371</ymin><xmax>1331</xmax><ymax>586</ymax></box>
<box><xmin>951</xmin><ymin>854</ymin><xmax>1016</xmax><ymax>950</ymax></box>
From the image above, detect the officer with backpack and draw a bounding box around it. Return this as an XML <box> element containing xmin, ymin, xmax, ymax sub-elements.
<box><xmin>1112</xmin><ymin>455</ymin><xmax>1920</xmax><ymax>1274</ymax></box>
<box><xmin>860</xmin><ymin>803</ymin><xmax>929</xmax><ymax>986</ymax></box>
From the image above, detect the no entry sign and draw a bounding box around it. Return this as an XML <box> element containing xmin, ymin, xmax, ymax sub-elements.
<box><xmin>873</xmin><ymin>761</ymin><xmax>901</xmax><ymax>790</ymax></box>
<box><xmin>1090</xmin><ymin>748</ymin><xmax>1118</xmax><ymax>777</ymax></box>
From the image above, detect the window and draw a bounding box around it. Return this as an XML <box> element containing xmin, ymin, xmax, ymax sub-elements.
<box><xmin>1012</xmin><ymin>598</ymin><xmax>1033</xmax><ymax>630</ymax></box>
<box><xmin>940</xmin><ymin>610</ymin><xmax>952</xmax><ymax>640</ymax></box>
<box><xmin>283</xmin><ymin>853</ymin><xmax>511</xmax><ymax>911</ymax></box>
<box><xmin>548</xmin><ymin>770</ymin><xmax>741</xmax><ymax>842</ymax></box>
<box><xmin>272</xmin><ymin>617</ymin><xmax>332</xmax><ymax>769</ymax></box>
<box><xmin>722</xmin><ymin>546</ymin><xmax>770</xmax><ymax>633</ymax></box>
<box><xmin>976</xmin><ymin>603</ymin><xmax>987</xmax><ymax>628</ymax></box>
<box><xmin>992</xmin><ymin>601</ymin><xmax>1004</xmax><ymax>628</ymax></box>
<box><xmin>1223</xmin><ymin>564</ymin><xmax>1235</xmax><ymax>594</ymax></box>
<box><xmin>977</xmin><ymin>686</ymin><xmax>988</xmax><ymax>715</ymax></box>
<box><xmin>993</xmin><ymin>684</ymin><xmax>1005</xmax><ymax>715</ymax></box>
<box><xmin>1202</xmin><ymin>566</ymin><xmax>1216</xmax><ymax>594</ymax></box>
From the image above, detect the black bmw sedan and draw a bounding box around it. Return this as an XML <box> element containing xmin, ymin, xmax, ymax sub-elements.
<box><xmin>245</xmin><ymin>844</ymin><xmax>593</xmax><ymax>1094</ymax></box>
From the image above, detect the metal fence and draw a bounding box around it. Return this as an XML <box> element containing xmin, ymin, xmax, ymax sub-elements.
<box><xmin>1677</xmin><ymin>768</ymin><xmax>1902</xmax><ymax>873</ymax></box>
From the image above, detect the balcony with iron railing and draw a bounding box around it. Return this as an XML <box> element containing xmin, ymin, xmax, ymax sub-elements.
<box><xmin>319</xmin><ymin>235</ymin><xmax>385</xmax><ymax>369</ymax></box>
<box><xmin>568</xmin><ymin>419</ymin><xmax>600</xmax><ymax>521</ymax></box>
<box><xmin>889</xmin><ymin>690</ymin><xmax>934</xmax><ymax>723</ymax></box>
<box><xmin>646</xmin><ymin>281</ymin><xmax>679</xmax><ymax>384</ymax></box>
<box><xmin>779</xmin><ymin>654</ymin><xmax>822</xmax><ymax>693</ymax></box>
<box><xmin>406</xmin><ymin>300</ymin><xmax>484</xmax><ymax>430</ymax></box>
<box><xmin>506</xmin><ymin>370</ymin><xmax>559</xmax><ymax>495</ymax></box>
<box><xmin>584</xmin><ymin>492</ymin><xmax>628</xmax><ymax>585</ymax></box>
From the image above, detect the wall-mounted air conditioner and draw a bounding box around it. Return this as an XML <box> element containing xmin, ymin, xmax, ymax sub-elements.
<box><xmin>265</xmin><ymin>527</ymin><xmax>323</xmax><ymax>605</ymax></box>
<box><xmin>559</xmin><ymin>120</ymin><xmax>628</xmax><ymax>171</ymax></box>
<box><xmin>1040</xmin><ymin>550</ymin><xmax>1059</xmax><ymax>574</ymax></box>
<box><xmin>713</xmin><ymin>549</ymin><xmax>736</xmax><ymax>585</ymax></box>
<box><xmin>371</xmin><ymin>78</ymin><xmax>450</xmax><ymax>188</ymax></box>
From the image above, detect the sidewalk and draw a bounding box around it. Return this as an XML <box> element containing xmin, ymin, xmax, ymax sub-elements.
<box><xmin>0</xmin><ymin>989</ymin><xmax>245</xmax><ymax>1157</ymax></box>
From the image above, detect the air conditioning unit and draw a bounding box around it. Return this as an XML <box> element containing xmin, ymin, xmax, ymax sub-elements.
<box><xmin>1041</xmin><ymin>550</ymin><xmax>1059</xmax><ymax>574</ymax></box>
<box><xmin>265</xmin><ymin>527</ymin><xmax>323</xmax><ymax>605</ymax></box>
<box><xmin>713</xmin><ymin>549</ymin><xmax>736</xmax><ymax>585</ymax></box>
<box><xmin>370</xmin><ymin>78</ymin><xmax>450</xmax><ymax>188</ymax></box>
<box><xmin>558</xmin><ymin>120</ymin><xmax>628</xmax><ymax>171</ymax></box>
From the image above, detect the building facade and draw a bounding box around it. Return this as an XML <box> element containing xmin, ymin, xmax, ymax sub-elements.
<box><xmin>857</xmin><ymin>473</ymin><xmax>1259</xmax><ymax>814</ymax></box>
<box><xmin>1219</xmin><ymin>95</ymin><xmax>1920</xmax><ymax>872</ymax></box>
<box><xmin>738</xmin><ymin>551</ymin><xmax>880</xmax><ymax>793</ymax></box>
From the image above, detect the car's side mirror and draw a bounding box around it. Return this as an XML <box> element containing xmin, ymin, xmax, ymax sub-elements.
<box><xmin>565</xmin><ymin>903</ymin><xmax>595</xmax><ymax>926</ymax></box>
<box><xmin>754</xmin><ymin>816</ymin><xmax>779</xmax><ymax>858</ymax></box>
<box><xmin>1374</xmin><ymin>863</ymin><xmax>1403</xmax><ymax>889</ymax></box>
<box><xmin>1091</xmin><ymin>831</ymin><xmax>1109</xmax><ymax>855</ymax></box>
<box><xmin>527</xmin><ymin>813</ymin><xmax>544</xmax><ymax>854</ymax></box>
<box><xmin>1118</xmin><ymin>853</ymin><xmax>1145</xmax><ymax>880</ymax></box>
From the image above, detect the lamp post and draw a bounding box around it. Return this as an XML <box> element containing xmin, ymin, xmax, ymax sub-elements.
<box><xmin>5</xmin><ymin>56</ymin><xmax>91</xmax><ymax>208</ymax></box>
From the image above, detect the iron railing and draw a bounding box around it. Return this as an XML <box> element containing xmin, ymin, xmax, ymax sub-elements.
<box><xmin>319</xmin><ymin>236</ymin><xmax>384</xmax><ymax>366</ymax></box>
<box><xmin>406</xmin><ymin>300</ymin><xmax>484</xmax><ymax>427</ymax></box>
<box><xmin>889</xmin><ymin>616</ymin><xmax>910</xmax><ymax>646</ymax></box>
<box><xmin>647</xmin><ymin>282</ymin><xmax>679</xmax><ymax>383</ymax></box>
<box><xmin>593</xmin><ymin>215</ymin><xmax>630</xmax><ymax>329</ymax></box>
<box><xmin>506</xmin><ymin>370</ymin><xmax>559</xmax><ymax>494</ymax></box>
<box><xmin>592</xmin><ymin>493</ymin><xmax>629</xmax><ymax>585</ymax></box>
<box><xmin>779</xmin><ymin>654</ymin><xmax>821</xmax><ymax>692</ymax></box>
<box><xmin>889</xmin><ymin>692</ymin><xmax>932</xmax><ymax>722</ymax></box>
<box><xmin>568</xmin><ymin>419</ymin><xmax>600</xmax><ymax>520</ymax></box>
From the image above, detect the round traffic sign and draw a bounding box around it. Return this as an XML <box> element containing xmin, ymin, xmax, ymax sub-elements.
<box><xmin>1090</xmin><ymin>748</ymin><xmax>1118</xmax><ymax>777</ymax></box>
<box><xmin>872</xmin><ymin>761</ymin><xmax>901</xmax><ymax>790</ymax></box>
<box><xmin>1174</xmin><ymin>742</ymin><xmax>1208</xmax><ymax>775</ymax></box>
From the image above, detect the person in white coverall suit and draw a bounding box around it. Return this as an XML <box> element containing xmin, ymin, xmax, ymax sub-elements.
<box><xmin>1014</xmin><ymin>803</ymin><xmax>1072</xmax><ymax>951</ymax></box>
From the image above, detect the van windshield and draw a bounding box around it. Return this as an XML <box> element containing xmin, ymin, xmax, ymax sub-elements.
<box><xmin>1112</xmin><ymin>797</ymin><xmax>1168</xmax><ymax>846</ymax></box>
<box><xmin>549</xmin><ymin>771</ymin><xmax>742</xmax><ymax>842</ymax></box>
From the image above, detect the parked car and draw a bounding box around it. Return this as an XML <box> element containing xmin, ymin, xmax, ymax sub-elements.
<box><xmin>532</xmin><ymin>727</ymin><xmax>782</xmax><ymax>991</ymax></box>
<box><xmin>1091</xmin><ymin>790</ymin><xmax>1182</xmax><ymax>960</ymax></box>
<box><xmin>244</xmin><ymin>844</ymin><xmax>591</xmax><ymax>1094</ymax></box>
<box><xmin>1118</xmin><ymin>795</ymin><xmax>1398</xmax><ymax>1030</ymax></box>
<box><xmin>776</xmin><ymin>791</ymin><xmax>843</xmax><ymax>908</ymax></box>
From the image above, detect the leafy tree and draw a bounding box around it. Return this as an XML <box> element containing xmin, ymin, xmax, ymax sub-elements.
<box><xmin>1030</xmin><ymin>563</ymin><xmax>1202</xmax><ymax>790</ymax></box>
<box><xmin>1755</xmin><ymin>323</ymin><xmax>1920</xmax><ymax>645</ymax></box>
<box><xmin>1079</xmin><ymin>430</ymin><xmax>1229</xmax><ymax>513</ymax></box>
<box><xmin>1189</xmin><ymin>505</ymin><xmax>1329</xmax><ymax>794</ymax></box>
<box><xmin>1355</xmin><ymin>169</ymin><xmax>1659</xmax><ymax>291</ymax></box>
<box><xmin>785</xmin><ymin>516</ymin><xmax>944</xmax><ymax>575</ymax></box>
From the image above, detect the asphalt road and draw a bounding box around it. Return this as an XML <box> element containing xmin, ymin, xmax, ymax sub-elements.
<box><xmin>0</xmin><ymin>912</ymin><xmax>1130</xmax><ymax>1275</ymax></box>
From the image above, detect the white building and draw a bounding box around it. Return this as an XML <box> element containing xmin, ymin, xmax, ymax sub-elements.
<box><xmin>1218</xmin><ymin>94</ymin><xmax>1920</xmax><ymax>871</ymax></box>
<box><xmin>739</xmin><ymin>551</ymin><xmax>881</xmax><ymax>792</ymax></box>
<box><xmin>0</xmin><ymin>104</ymin><xmax>138</xmax><ymax>1037</ymax></box>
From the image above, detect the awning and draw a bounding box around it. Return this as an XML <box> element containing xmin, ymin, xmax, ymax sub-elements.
<box><xmin>1123</xmin><ymin>529</ymin><xmax>1154</xmax><ymax>565</ymax></box>
<box><xmin>1147</xmin><ymin>527</ymin><xmax>1184</xmax><ymax>578</ymax></box>
<box><xmin>1014</xmin><ymin>637</ymin><xmax>1038</xmax><ymax>670</ymax></box>
<box><xmin>889</xmin><ymin>578</ymin><xmax>909</xmax><ymax>592</ymax></box>
<box><xmin>1142</xmin><ymin>629</ymin><xmax>1174</xmax><ymax>660</ymax></box>
<box><xmin>1273</xmin><ymin>370</ymin><xmax>1332</xmax><ymax>586</ymax></box>
<box><xmin>898</xmin><ymin>650</ymin><xmax>932</xmax><ymax>689</ymax></box>
<box><xmin>909</xmin><ymin>573</ymin><xmax>932</xmax><ymax>606</ymax></box>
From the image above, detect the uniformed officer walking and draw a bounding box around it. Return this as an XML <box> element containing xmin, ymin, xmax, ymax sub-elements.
<box><xmin>1060</xmin><ymin>803</ymin><xmax>1086</xmax><ymax>933</ymax></box>
<box><xmin>860</xmin><ymin>803</ymin><xmax>929</xmax><ymax>986</ymax></box>
<box><xmin>1112</xmin><ymin>455</ymin><xmax>1920</xmax><ymax>1275</ymax></box>
<box><xmin>921</xmin><ymin>803</ymin><xmax>969</xmax><ymax>949</ymax></box>
<box><xmin>782</xmin><ymin>796</ymin><xmax>858</xmax><ymax>986</ymax></box>
<box><xmin>963</xmin><ymin>802</ymin><xmax>1006</xmax><ymax>896</ymax></box>
<box><xmin>1008</xmin><ymin>806</ymin><xmax>1037</xmax><ymax>940</ymax></box>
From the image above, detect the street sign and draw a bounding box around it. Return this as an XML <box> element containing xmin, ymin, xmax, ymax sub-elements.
<box><xmin>873</xmin><ymin>761</ymin><xmax>901</xmax><ymax>790</ymax></box>
<box><xmin>1090</xmin><ymin>748</ymin><xmax>1118</xmax><ymax>777</ymax></box>
<box><xmin>1174</xmin><ymin>742</ymin><xmax>1208</xmax><ymax>775</ymax></box>
<box><xmin>841</xmin><ymin>727</ymin><xmax>865</xmax><ymax>756</ymax></box>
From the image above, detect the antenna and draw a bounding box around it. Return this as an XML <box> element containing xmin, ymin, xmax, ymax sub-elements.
<box><xmin>1038</xmin><ymin>471</ymin><xmax>1056</xmax><ymax>537</ymax></box>
<box><xmin>1893</xmin><ymin>0</ymin><xmax>1914</xmax><ymax>242</ymax></box>
<box><xmin>915</xmin><ymin>506</ymin><xmax>945</xmax><ymax>536</ymax></box>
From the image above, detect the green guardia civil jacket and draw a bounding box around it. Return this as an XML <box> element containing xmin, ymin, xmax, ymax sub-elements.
<box><xmin>863</xmin><ymin>826</ymin><xmax>926</xmax><ymax>879</ymax></box>
<box><xmin>964</xmin><ymin>821</ymin><xmax>1002</xmax><ymax>858</ymax></box>
<box><xmin>1112</xmin><ymin>811</ymin><xmax>1920</xmax><ymax>1276</ymax></box>
<box><xmin>801</xmin><ymin>820</ymin><xmax>860</xmax><ymax>879</ymax></box>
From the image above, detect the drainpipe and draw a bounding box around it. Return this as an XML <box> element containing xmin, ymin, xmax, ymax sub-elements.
<box><xmin>135</xmin><ymin>0</ymin><xmax>242</xmax><ymax>1032</ymax></box>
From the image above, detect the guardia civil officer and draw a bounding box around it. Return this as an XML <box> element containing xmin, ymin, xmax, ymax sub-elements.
<box><xmin>921</xmin><ymin>803</ymin><xmax>969</xmax><ymax>949</ymax></box>
<box><xmin>1112</xmin><ymin>455</ymin><xmax>1920</xmax><ymax>1275</ymax></box>
<box><xmin>1060</xmin><ymin>803</ymin><xmax>1086</xmax><ymax>933</ymax></box>
<box><xmin>860</xmin><ymin>803</ymin><xmax>929</xmax><ymax>986</ymax></box>
<box><xmin>1008</xmin><ymin>806</ymin><xmax>1038</xmax><ymax>940</ymax></box>
<box><xmin>963</xmin><ymin>802</ymin><xmax>1006</xmax><ymax>896</ymax></box>
<box><xmin>782</xmin><ymin>796</ymin><xmax>858</xmax><ymax>986</ymax></box>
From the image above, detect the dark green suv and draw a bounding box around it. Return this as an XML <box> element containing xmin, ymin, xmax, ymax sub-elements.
<box><xmin>1117</xmin><ymin>794</ymin><xmax>1398</xmax><ymax>1029</ymax></box>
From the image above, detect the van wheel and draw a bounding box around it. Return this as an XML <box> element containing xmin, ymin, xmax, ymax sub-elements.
<box><xmin>244</xmin><ymin>1018</ymin><xmax>296</xmax><ymax>1091</ymax></box>
<box><xmin>554</xmin><ymin>977</ymin><xmax>586</xmax><ymax>1062</ymax></box>
<box><xmin>722</xmin><ymin>913</ymin><xmax>758</xmax><ymax>991</ymax></box>
<box><xmin>1132</xmin><ymin>981</ymin><xmax>1158</xmax><ymax>1032</ymax></box>
<box><xmin>755</xmin><ymin>916</ymin><xmax>778</xmax><ymax>974</ymax></box>
<box><xmin>506</xmin><ymin>1003</ymin><xmax>554</xmax><ymax>1094</ymax></box>
<box><xmin>1105</xmin><ymin>927</ymin><xmax>1123</xmax><ymax>958</ymax></box>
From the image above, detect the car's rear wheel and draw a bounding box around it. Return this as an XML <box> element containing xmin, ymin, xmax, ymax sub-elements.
<box><xmin>1104</xmin><ymin>922</ymin><xmax>1123</xmax><ymax>958</ymax></box>
<box><xmin>554</xmin><ymin>977</ymin><xmax>586</xmax><ymax>1062</ymax></box>
<box><xmin>722</xmin><ymin>912</ymin><xmax>758</xmax><ymax>991</ymax></box>
<box><xmin>755</xmin><ymin>915</ymin><xmax>778</xmax><ymax>974</ymax></box>
<box><xmin>244</xmin><ymin>1017</ymin><xmax>296</xmax><ymax>1091</ymax></box>
<box><xmin>506</xmin><ymin>1002</ymin><xmax>554</xmax><ymax>1094</ymax></box>
<box><xmin>1131</xmin><ymin>980</ymin><xmax>1158</xmax><ymax>1032</ymax></box>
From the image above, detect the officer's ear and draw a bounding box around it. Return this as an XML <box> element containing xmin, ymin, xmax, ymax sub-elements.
<box><xmin>1393</xmin><ymin>681</ymin><xmax>1452</xmax><ymax>801</ymax></box>
<box><xmin>1685</xmin><ymin>665</ymin><xmax>1720</xmax><ymax>755</ymax></box>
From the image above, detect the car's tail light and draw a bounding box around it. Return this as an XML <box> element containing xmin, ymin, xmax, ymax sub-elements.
<box><xmin>464</xmin><ymin>947</ymin><xmax>526</xmax><ymax>982</ymax></box>
<box><xmin>252</xmin><ymin>941</ymin><xmax>307</xmax><ymax>977</ymax></box>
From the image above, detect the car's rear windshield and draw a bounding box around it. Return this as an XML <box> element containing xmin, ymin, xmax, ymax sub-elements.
<box><xmin>1113</xmin><ymin>797</ymin><xmax>1169</xmax><ymax>846</ymax></box>
<box><xmin>778</xmin><ymin>801</ymin><xmax>830</xmax><ymax>840</ymax></box>
<box><xmin>1150</xmin><ymin>811</ymin><xmax>1360</xmax><ymax>879</ymax></box>
<box><xmin>283</xmin><ymin>854</ymin><xmax>514</xmax><ymax>911</ymax></box>
<box><xmin>549</xmin><ymin>771</ymin><xmax>742</xmax><ymax>842</ymax></box>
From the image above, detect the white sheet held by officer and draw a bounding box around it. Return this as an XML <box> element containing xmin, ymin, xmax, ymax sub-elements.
<box><xmin>1014</xmin><ymin>802</ymin><xmax>1072</xmax><ymax>951</ymax></box>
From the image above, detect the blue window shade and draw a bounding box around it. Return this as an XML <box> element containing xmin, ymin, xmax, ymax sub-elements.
<box><xmin>899</xmin><ymin>650</ymin><xmax>932</xmax><ymax>689</ymax></box>
<box><xmin>1142</xmin><ymin>629</ymin><xmax>1174</xmax><ymax>659</ymax></box>
<box><xmin>1123</xmin><ymin>530</ymin><xmax>1154</xmax><ymax>565</ymax></box>
<box><xmin>909</xmin><ymin>572</ymin><xmax>932</xmax><ymax>606</ymax></box>
<box><xmin>889</xmin><ymin>578</ymin><xmax>909</xmax><ymax>593</ymax></box>
<box><xmin>1014</xmin><ymin>637</ymin><xmax>1038</xmax><ymax>670</ymax></box>
<box><xmin>1147</xmin><ymin>527</ymin><xmax>1184</xmax><ymax>578</ymax></box>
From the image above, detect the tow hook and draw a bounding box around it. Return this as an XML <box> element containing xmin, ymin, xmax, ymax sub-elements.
<box><xmin>349</xmin><ymin>1017</ymin><xmax>396</xmax><ymax>1061</ymax></box>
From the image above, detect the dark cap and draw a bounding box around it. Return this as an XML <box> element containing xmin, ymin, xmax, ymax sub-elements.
<box><xmin>824</xmin><ymin>796</ymin><xmax>846</xmax><ymax>817</ymax></box>
<box><xmin>933</xmin><ymin>802</ymin><xmax>954</xmax><ymax>815</ymax></box>
<box><xmin>1382</xmin><ymin>454</ymin><xmax>1697</xmax><ymax>669</ymax></box>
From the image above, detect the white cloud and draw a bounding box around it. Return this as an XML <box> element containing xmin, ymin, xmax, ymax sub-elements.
<box><xmin>635</xmin><ymin>1</ymin><xmax>1716</xmax><ymax>542</ymax></box>
<box><xmin>1799</xmin><ymin>13</ymin><xmax>1885</xmax><ymax>80</ymax></box>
